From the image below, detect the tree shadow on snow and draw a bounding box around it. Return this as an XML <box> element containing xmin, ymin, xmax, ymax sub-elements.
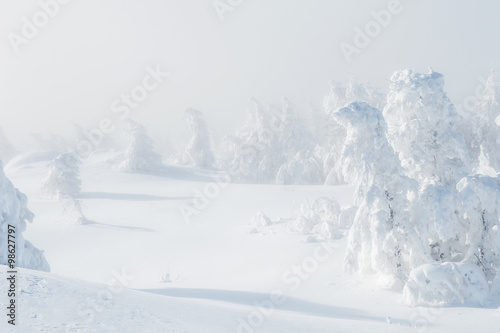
<box><xmin>146</xmin><ymin>166</ymin><xmax>229</xmax><ymax>183</ymax></box>
<box><xmin>80</xmin><ymin>192</ymin><xmax>192</xmax><ymax>201</ymax></box>
<box><xmin>140</xmin><ymin>288</ymin><xmax>412</xmax><ymax>325</ymax></box>
<box><xmin>82</xmin><ymin>219</ymin><xmax>156</xmax><ymax>232</ymax></box>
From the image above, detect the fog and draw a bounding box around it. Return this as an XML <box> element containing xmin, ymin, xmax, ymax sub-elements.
<box><xmin>1</xmin><ymin>0</ymin><xmax>500</xmax><ymax>151</ymax></box>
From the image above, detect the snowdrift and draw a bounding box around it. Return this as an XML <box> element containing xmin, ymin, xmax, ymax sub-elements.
<box><xmin>403</xmin><ymin>263</ymin><xmax>489</xmax><ymax>307</ymax></box>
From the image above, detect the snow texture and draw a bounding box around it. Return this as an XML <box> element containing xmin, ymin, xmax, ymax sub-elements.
<box><xmin>0</xmin><ymin>160</ymin><xmax>49</xmax><ymax>272</ymax></box>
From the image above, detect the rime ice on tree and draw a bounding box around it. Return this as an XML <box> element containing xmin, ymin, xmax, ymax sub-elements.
<box><xmin>383</xmin><ymin>69</ymin><xmax>470</xmax><ymax>186</ymax></box>
<box><xmin>181</xmin><ymin>108</ymin><xmax>215</xmax><ymax>168</ymax></box>
<box><xmin>41</xmin><ymin>152</ymin><xmax>81</xmax><ymax>199</ymax></box>
<box><xmin>120</xmin><ymin>120</ymin><xmax>162</xmax><ymax>172</ymax></box>
<box><xmin>1</xmin><ymin>160</ymin><xmax>49</xmax><ymax>271</ymax></box>
<box><xmin>334</xmin><ymin>102</ymin><xmax>427</xmax><ymax>287</ymax></box>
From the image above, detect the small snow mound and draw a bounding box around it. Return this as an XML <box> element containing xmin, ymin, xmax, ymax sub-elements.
<box><xmin>252</xmin><ymin>211</ymin><xmax>272</xmax><ymax>226</ymax></box>
<box><xmin>21</xmin><ymin>241</ymin><xmax>50</xmax><ymax>272</ymax></box>
<box><xmin>248</xmin><ymin>227</ymin><xmax>261</xmax><ymax>234</ymax></box>
<box><xmin>403</xmin><ymin>262</ymin><xmax>489</xmax><ymax>307</ymax></box>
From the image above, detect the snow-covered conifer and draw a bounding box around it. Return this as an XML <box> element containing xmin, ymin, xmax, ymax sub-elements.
<box><xmin>461</xmin><ymin>70</ymin><xmax>500</xmax><ymax>172</ymax></box>
<box><xmin>181</xmin><ymin>108</ymin><xmax>215</xmax><ymax>168</ymax></box>
<box><xmin>276</xmin><ymin>150</ymin><xmax>323</xmax><ymax>185</ymax></box>
<box><xmin>120</xmin><ymin>120</ymin><xmax>162</xmax><ymax>172</ymax></box>
<box><xmin>218</xmin><ymin>98</ymin><xmax>283</xmax><ymax>183</ymax></box>
<box><xmin>322</xmin><ymin>80</ymin><xmax>385</xmax><ymax>185</ymax></box>
<box><xmin>383</xmin><ymin>69</ymin><xmax>470</xmax><ymax>186</ymax></box>
<box><xmin>41</xmin><ymin>152</ymin><xmax>81</xmax><ymax>199</ymax></box>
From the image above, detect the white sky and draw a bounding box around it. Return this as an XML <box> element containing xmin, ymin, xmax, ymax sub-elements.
<box><xmin>1</xmin><ymin>0</ymin><xmax>500</xmax><ymax>150</ymax></box>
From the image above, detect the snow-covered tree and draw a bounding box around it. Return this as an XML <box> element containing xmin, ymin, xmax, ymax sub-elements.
<box><xmin>322</xmin><ymin>80</ymin><xmax>385</xmax><ymax>185</ymax></box>
<box><xmin>278</xmin><ymin>98</ymin><xmax>314</xmax><ymax>161</ymax></box>
<box><xmin>322</xmin><ymin>112</ymin><xmax>347</xmax><ymax>185</ymax></box>
<box><xmin>474</xmin><ymin>70</ymin><xmax>500</xmax><ymax>123</ymax></box>
<box><xmin>334</xmin><ymin>71</ymin><xmax>500</xmax><ymax>303</ymax></box>
<box><xmin>456</xmin><ymin>175</ymin><xmax>500</xmax><ymax>285</ymax></box>
<box><xmin>218</xmin><ymin>98</ymin><xmax>319</xmax><ymax>184</ymax></box>
<box><xmin>0</xmin><ymin>160</ymin><xmax>50</xmax><ymax>271</ymax></box>
<box><xmin>383</xmin><ymin>69</ymin><xmax>470</xmax><ymax>186</ymax></box>
<box><xmin>0</xmin><ymin>127</ymin><xmax>18</xmax><ymax>162</ymax></box>
<box><xmin>289</xmin><ymin>197</ymin><xmax>342</xmax><ymax>240</ymax></box>
<box><xmin>276</xmin><ymin>150</ymin><xmax>323</xmax><ymax>185</ymax></box>
<box><xmin>335</xmin><ymin>102</ymin><xmax>427</xmax><ymax>287</ymax></box>
<box><xmin>403</xmin><ymin>262</ymin><xmax>489</xmax><ymax>306</ymax></box>
<box><xmin>41</xmin><ymin>152</ymin><xmax>81</xmax><ymax>199</ymax></box>
<box><xmin>120</xmin><ymin>120</ymin><xmax>162</xmax><ymax>172</ymax></box>
<box><xmin>181</xmin><ymin>108</ymin><xmax>215</xmax><ymax>168</ymax></box>
<box><xmin>403</xmin><ymin>174</ymin><xmax>500</xmax><ymax>306</ymax></box>
<box><xmin>41</xmin><ymin>153</ymin><xmax>88</xmax><ymax>224</ymax></box>
<box><xmin>273</xmin><ymin>99</ymin><xmax>322</xmax><ymax>184</ymax></box>
<box><xmin>459</xmin><ymin>70</ymin><xmax>500</xmax><ymax>172</ymax></box>
<box><xmin>218</xmin><ymin>98</ymin><xmax>283</xmax><ymax>183</ymax></box>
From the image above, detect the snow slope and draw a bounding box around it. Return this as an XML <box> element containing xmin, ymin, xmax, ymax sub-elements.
<box><xmin>1</xmin><ymin>157</ymin><xmax>499</xmax><ymax>332</ymax></box>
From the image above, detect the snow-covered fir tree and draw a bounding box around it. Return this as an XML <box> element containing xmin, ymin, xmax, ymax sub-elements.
<box><xmin>120</xmin><ymin>120</ymin><xmax>162</xmax><ymax>172</ymax></box>
<box><xmin>276</xmin><ymin>150</ymin><xmax>323</xmax><ymax>185</ymax></box>
<box><xmin>218</xmin><ymin>98</ymin><xmax>283</xmax><ymax>183</ymax></box>
<box><xmin>460</xmin><ymin>70</ymin><xmax>500</xmax><ymax>172</ymax></box>
<box><xmin>41</xmin><ymin>152</ymin><xmax>81</xmax><ymax>199</ymax></box>
<box><xmin>181</xmin><ymin>108</ymin><xmax>215</xmax><ymax>168</ymax></box>
<box><xmin>322</xmin><ymin>80</ymin><xmax>385</xmax><ymax>185</ymax></box>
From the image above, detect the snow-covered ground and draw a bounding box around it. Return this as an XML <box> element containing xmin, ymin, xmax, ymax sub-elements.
<box><xmin>1</xmin><ymin>156</ymin><xmax>499</xmax><ymax>332</ymax></box>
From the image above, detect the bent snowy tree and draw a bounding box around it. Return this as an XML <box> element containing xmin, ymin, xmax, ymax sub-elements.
<box><xmin>334</xmin><ymin>102</ymin><xmax>427</xmax><ymax>287</ymax></box>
